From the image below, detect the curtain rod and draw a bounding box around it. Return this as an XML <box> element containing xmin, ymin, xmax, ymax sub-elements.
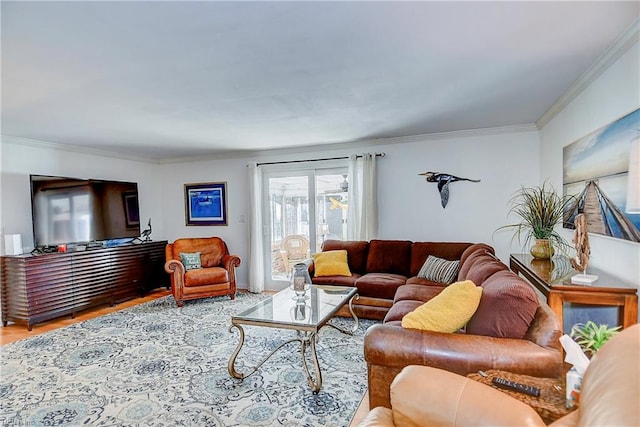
<box><xmin>256</xmin><ymin>152</ymin><xmax>385</xmax><ymax>167</ymax></box>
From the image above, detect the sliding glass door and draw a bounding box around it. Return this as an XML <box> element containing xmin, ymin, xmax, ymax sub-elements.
<box><xmin>263</xmin><ymin>164</ymin><xmax>348</xmax><ymax>288</ymax></box>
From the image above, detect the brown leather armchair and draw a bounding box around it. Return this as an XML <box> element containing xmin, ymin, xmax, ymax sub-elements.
<box><xmin>359</xmin><ymin>323</ymin><xmax>640</xmax><ymax>427</ymax></box>
<box><xmin>165</xmin><ymin>237</ymin><xmax>241</xmax><ymax>306</ymax></box>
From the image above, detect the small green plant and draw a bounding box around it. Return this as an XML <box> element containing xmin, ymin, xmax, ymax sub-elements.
<box><xmin>570</xmin><ymin>321</ymin><xmax>621</xmax><ymax>356</ymax></box>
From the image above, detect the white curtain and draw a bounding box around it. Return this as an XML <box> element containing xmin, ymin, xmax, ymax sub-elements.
<box><xmin>347</xmin><ymin>153</ymin><xmax>378</xmax><ymax>241</ymax></box>
<box><xmin>247</xmin><ymin>163</ymin><xmax>265</xmax><ymax>293</ymax></box>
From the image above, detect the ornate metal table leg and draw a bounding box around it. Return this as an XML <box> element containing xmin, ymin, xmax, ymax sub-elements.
<box><xmin>348</xmin><ymin>294</ymin><xmax>360</xmax><ymax>333</ymax></box>
<box><xmin>228</xmin><ymin>323</ymin><xmax>246</xmax><ymax>379</ymax></box>
<box><xmin>300</xmin><ymin>332</ymin><xmax>323</xmax><ymax>393</ymax></box>
<box><xmin>229</xmin><ymin>323</ymin><xmax>303</xmax><ymax>381</ymax></box>
<box><xmin>326</xmin><ymin>293</ymin><xmax>360</xmax><ymax>335</ymax></box>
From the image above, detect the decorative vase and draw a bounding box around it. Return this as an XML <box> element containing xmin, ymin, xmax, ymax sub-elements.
<box><xmin>530</xmin><ymin>239</ymin><xmax>554</xmax><ymax>259</ymax></box>
<box><xmin>290</xmin><ymin>263</ymin><xmax>312</xmax><ymax>300</ymax></box>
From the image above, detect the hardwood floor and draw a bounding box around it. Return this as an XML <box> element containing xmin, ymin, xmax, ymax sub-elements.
<box><xmin>0</xmin><ymin>287</ymin><xmax>370</xmax><ymax>425</ymax></box>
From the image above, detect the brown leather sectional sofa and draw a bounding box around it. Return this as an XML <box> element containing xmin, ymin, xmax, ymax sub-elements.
<box><xmin>310</xmin><ymin>239</ymin><xmax>475</xmax><ymax>320</ymax></box>
<box><xmin>309</xmin><ymin>239</ymin><xmax>563</xmax><ymax>409</ymax></box>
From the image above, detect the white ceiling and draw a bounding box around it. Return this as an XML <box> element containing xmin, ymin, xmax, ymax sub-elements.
<box><xmin>2</xmin><ymin>1</ymin><xmax>638</xmax><ymax>162</ymax></box>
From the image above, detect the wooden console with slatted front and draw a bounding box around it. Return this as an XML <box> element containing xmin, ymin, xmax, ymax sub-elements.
<box><xmin>1</xmin><ymin>241</ymin><xmax>168</xmax><ymax>330</ymax></box>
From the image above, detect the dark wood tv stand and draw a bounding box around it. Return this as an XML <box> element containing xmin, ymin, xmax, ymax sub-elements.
<box><xmin>1</xmin><ymin>240</ymin><xmax>169</xmax><ymax>330</ymax></box>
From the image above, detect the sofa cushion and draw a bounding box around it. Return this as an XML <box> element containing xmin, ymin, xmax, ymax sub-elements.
<box><xmin>459</xmin><ymin>243</ymin><xmax>495</xmax><ymax>267</ymax></box>
<box><xmin>313</xmin><ymin>250</ymin><xmax>352</xmax><ymax>277</ymax></box>
<box><xmin>384</xmin><ymin>300</ymin><xmax>425</xmax><ymax>323</ymax></box>
<box><xmin>366</xmin><ymin>240</ymin><xmax>412</xmax><ymax>275</ymax></box>
<box><xmin>321</xmin><ymin>240</ymin><xmax>369</xmax><ymax>274</ymax></box>
<box><xmin>401</xmin><ymin>280</ymin><xmax>483</xmax><ymax>333</ymax></box>
<box><xmin>458</xmin><ymin>250</ymin><xmax>498</xmax><ymax>281</ymax></box>
<box><xmin>184</xmin><ymin>266</ymin><xmax>229</xmax><ymax>287</ymax></box>
<box><xmin>173</xmin><ymin>237</ymin><xmax>226</xmax><ymax>268</ymax></box>
<box><xmin>464</xmin><ymin>258</ymin><xmax>509</xmax><ymax>286</ymax></box>
<box><xmin>355</xmin><ymin>273</ymin><xmax>407</xmax><ymax>300</ymax></box>
<box><xmin>410</xmin><ymin>242</ymin><xmax>472</xmax><ymax>276</ymax></box>
<box><xmin>180</xmin><ymin>252</ymin><xmax>202</xmax><ymax>271</ymax></box>
<box><xmin>466</xmin><ymin>270</ymin><xmax>539</xmax><ymax>339</ymax></box>
<box><xmin>311</xmin><ymin>274</ymin><xmax>360</xmax><ymax>286</ymax></box>
<box><xmin>405</xmin><ymin>276</ymin><xmax>447</xmax><ymax>287</ymax></box>
<box><xmin>393</xmin><ymin>284</ymin><xmax>444</xmax><ymax>304</ymax></box>
<box><xmin>417</xmin><ymin>255</ymin><xmax>460</xmax><ymax>284</ymax></box>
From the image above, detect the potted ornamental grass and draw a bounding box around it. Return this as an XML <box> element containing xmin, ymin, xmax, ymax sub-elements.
<box><xmin>570</xmin><ymin>321</ymin><xmax>621</xmax><ymax>357</ymax></box>
<box><xmin>498</xmin><ymin>182</ymin><xmax>575</xmax><ymax>259</ymax></box>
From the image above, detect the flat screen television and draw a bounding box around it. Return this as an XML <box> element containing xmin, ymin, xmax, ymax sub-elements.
<box><xmin>30</xmin><ymin>174</ymin><xmax>141</xmax><ymax>249</ymax></box>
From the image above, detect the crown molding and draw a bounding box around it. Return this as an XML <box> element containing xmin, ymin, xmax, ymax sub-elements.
<box><xmin>537</xmin><ymin>18</ymin><xmax>640</xmax><ymax>129</ymax></box>
<box><xmin>157</xmin><ymin>123</ymin><xmax>539</xmax><ymax>164</ymax></box>
<box><xmin>1</xmin><ymin>135</ymin><xmax>154</xmax><ymax>163</ymax></box>
<box><xmin>3</xmin><ymin>122</ymin><xmax>538</xmax><ymax>165</ymax></box>
<box><xmin>377</xmin><ymin>123</ymin><xmax>539</xmax><ymax>144</ymax></box>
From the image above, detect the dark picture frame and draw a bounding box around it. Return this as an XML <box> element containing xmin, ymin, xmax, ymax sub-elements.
<box><xmin>121</xmin><ymin>191</ymin><xmax>140</xmax><ymax>228</ymax></box>
<box><xmin>184</xmin><ymin>182</ymin><xmax>228</xmax><ymax>226</ymax></box>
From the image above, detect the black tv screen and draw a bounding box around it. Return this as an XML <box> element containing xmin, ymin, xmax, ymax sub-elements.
<box><xmin>30</xmin><ymin>175</ymin><xmax>141</xmax><ymax>248</ymax></box>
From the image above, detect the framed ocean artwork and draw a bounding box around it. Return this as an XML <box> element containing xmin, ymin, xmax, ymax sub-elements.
<box><xmin>563</xmin><ymin>108</ymin><xmax>640</xmax><ymax>243</ymax></box>
<box><xmin>184</xmin><ymin>182</ymin><xmax>228</xmax><ymax>226</ymax></box>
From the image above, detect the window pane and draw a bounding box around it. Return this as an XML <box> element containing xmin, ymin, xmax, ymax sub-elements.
<box><xmin>268</xmin><ymin>175</ymin><xmax>310</xmax><ymax>281</ymax></box>
<box><xmin>264</xmin><ymin>165</ymin><xmax>348</xmax><ymax>287</ymax></box>
<box><xmin>315</xmin><ymin>173</ymin><xmax>348</xmax><ymax>253</ymax></box>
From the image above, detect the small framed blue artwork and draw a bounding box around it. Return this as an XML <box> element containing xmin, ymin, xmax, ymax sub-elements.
<box><xmin>184</xmin><ymin>182</ymin><xmax>228</xmax><ymax>226</ymax></box>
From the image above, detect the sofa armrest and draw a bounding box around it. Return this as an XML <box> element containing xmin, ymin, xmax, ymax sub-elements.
<box><xmin>365</xmin><ymin>324</ymin><xmax>562</xmax><ymax>374</ymax></box>
<box><xmin>387</xmin><ymin>366</ymin><xmax>545</xmax><ymax>427</ymax></box>
<box><xmin>165</xmin><ymin>259</ymin><xmax>185</xmax><ymax>292</ymax></box>
<box><xmin>221</xmin><ymin>254</ymin><xmax>242</xmax><ymax>271</ymax></box>
<box><xmin>165</xmin><ymin>259</ymin><xmax>185</xmax><ymax>276</ymax></box>
<box><xmin>365</xmin><ymin>323</ymin><xmax>562</xmax><ymax>408</ymax></box>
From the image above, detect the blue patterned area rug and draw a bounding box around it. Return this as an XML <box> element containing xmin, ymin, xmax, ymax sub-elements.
<box><xmin>1</xmin><ymin>293</ymin><xmax>376</xmax><ymax>426</ymax></box>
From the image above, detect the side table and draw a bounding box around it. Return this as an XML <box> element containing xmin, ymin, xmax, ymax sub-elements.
<box><xmin>467</xmin><ymin>369</ymin><xmax>576</xmax><ymax>424</ymax></box>
<box><xmin>509</xmin><ymin>254</ymin><xmax>638</xmax><ymax>330</ymax></box>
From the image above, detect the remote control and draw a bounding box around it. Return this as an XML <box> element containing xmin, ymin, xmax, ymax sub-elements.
<box><xmin>492</xmin><ymin>377</ymin><xmax>540</xmax><ymax>397</ymax></box>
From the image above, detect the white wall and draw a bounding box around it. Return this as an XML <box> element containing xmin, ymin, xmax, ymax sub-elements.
<box><xmin>376</xmin><ymin>130</ymin><xmax>540</xmax><ymax>262</ymax></box>
<box><xmin>156</xmin><ymin>128</ymin><xmax>540</xmax><ymax>289</ymax></box>
<box><xmin>1</xmin><ymin>129</ymin><xmax>540</xmax><ymax>291</ymax></box>
<box><xmin>0</xmin><ymin>139</ymin><xmax>164</xmax><ymax>253</ymax></box>
<box><xmin>540</xmin><ymin>38</ymin><xmax>640</xmax><ymax>324</ymax></box>
<box><xmin>157</xmin><ymin>157</ymin><xmax>251</xmax><ymax>288</ymax></box>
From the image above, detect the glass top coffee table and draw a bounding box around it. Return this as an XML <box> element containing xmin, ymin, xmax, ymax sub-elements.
<box><xmin>228</xmin><ymin>285</ymin><xmax>359</xmax><ymax>393</ymax></box>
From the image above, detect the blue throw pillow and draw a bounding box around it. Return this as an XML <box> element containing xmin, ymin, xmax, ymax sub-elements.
<box><xmin>180</xmin><ymin>252</ymin><xmax>202</xmax><ymax>271</ymax></box>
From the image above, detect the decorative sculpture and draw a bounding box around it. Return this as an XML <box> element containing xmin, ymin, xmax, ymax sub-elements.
<box><xmin>133</xmin><ymin>219</ymin><xmax>152</xmax><ymax>243</ymax></box>
<box><xmin>570</xmin><ymin>213</ymin><xmax>598</xmax><ymax>284</ymax></box>
<box><xmin>570</xmin><ymin>213</ymin><xmax>590</xmax><ymax>272</ymax></box>
<box><xmin>419</xmin><ymin>172</ymin><xmax>481</xmax><ymax>208</ymax></box>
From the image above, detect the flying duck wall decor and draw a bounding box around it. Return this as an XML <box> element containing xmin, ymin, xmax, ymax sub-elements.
<box><xmin>419</xmin><ymin>172</ymin><xmax>481</xmax><ymax>208</ymax></box>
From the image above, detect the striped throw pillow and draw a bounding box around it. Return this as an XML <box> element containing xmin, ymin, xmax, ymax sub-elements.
<box><xmin>417</xmin><ymin>255</ymin><xmax>460</xmax><ymax>284</ymax></box>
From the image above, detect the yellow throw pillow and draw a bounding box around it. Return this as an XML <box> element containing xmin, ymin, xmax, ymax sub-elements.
<box><xmin>401</xmin><ymin>280</ymin><xmax>482</xmax><ymax>333</ymax></box>
<box><xmin>313</xmin><ymin>250</ymin><xmax>352</xmax><ymax>277</ymax></box>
